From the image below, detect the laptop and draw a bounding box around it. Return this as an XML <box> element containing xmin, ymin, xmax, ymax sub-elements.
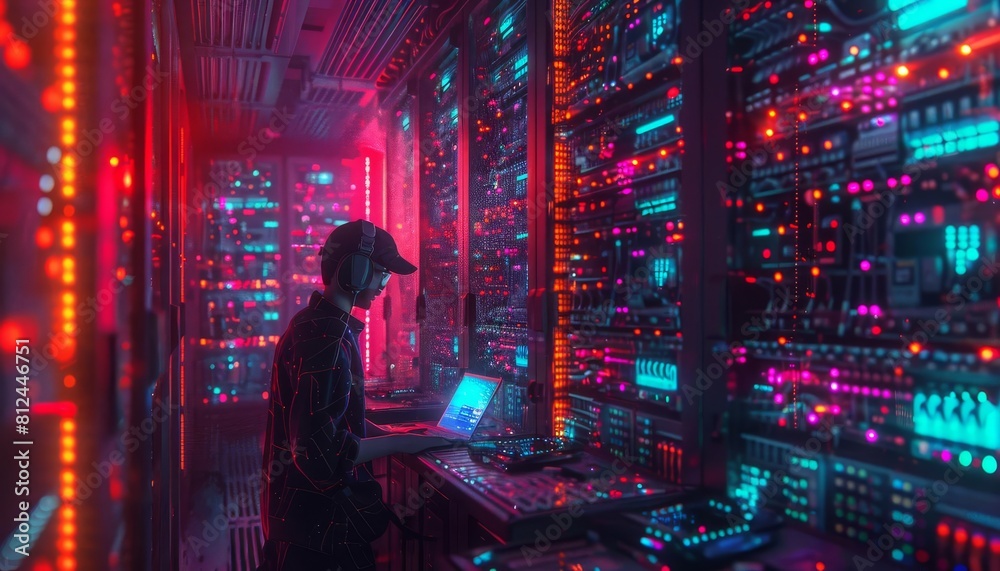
<box><xmin>388</xmin><ymin>373</ymin><xmax>502</xmax><ymax>441</ymax></box>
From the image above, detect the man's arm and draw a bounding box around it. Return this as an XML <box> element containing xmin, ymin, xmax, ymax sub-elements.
<box><xmin>287</xmin><ymin>334</ymin><xmax>459</xmax><ymax>489</ymax></box>
<box><xmin>356</xmin><ymin>434</ymin><xmax>461</xmax><ymax>464</ymax></box>
<box><xmin>287</xmin><ymin>335</ymin><xmax>362</xmax><ymax>491</ymax></box>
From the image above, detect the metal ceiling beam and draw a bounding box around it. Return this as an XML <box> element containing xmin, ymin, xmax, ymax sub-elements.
<box><xmin>310</xmin><ymin>75</ymin><xmax>378</xmax><ymax>92</ymax></box>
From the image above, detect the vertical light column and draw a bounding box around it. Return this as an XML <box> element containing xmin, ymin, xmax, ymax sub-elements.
<box><xmin>364</xmin><ymin>156</ymin><xmax>371</xmax><ymax>373</ymax></box>
<box><xmin>550</xmin><ymin>0</ymin><xmax>570</xmax><ymax>436</ymax></box>
<box><xmin>54</xmin><ymin>0</ymin><xmax>78</xmax><ymax>568</ymax></box>
<box><xmin>179</xmin><ymin>127</ymin><xmax>186</xmax><ymax>472</ymax></box>
<box><xmin>58</xmin><ymin>415</ymin><xmax>76</xmax><ymax>569</ymax></box>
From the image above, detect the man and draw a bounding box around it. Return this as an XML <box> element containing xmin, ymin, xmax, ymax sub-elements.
<box><xmin>259</xmin><ymin>220</ymin><xmax>453</xmax><ymax>570</ymax></box>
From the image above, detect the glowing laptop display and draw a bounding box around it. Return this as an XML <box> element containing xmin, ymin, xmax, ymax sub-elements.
<box><xmin>436</xmin><ymin>373</ymin><xmax>502</xmax><ymax>438</ymax></box>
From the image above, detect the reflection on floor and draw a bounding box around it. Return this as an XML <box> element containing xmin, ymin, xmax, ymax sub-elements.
<box><xmin>181</xmin><ymin>434</ymin><xmax>263</xmax><ymax>571</ymax></box>
<box><xmin>225</xmin><ymin>438</ymin><xmax>264</xmax><ymax>570</ymax></box>
<box><xmin>190</xmin><ymin>431</ymin><xmax>396</xmax><ymax>570</ymax></box>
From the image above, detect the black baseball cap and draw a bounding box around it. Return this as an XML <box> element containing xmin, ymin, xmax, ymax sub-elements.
<box><xmin>319</xmin><ymin>220</ymin><xmax>417</xmax><ymax>285</ymax></box>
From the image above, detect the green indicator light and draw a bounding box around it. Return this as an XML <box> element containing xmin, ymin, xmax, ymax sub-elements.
<box><xmin>982</xmin><ymin>455</ymin><xmax>997</xmax><ymax>474</ymax></box>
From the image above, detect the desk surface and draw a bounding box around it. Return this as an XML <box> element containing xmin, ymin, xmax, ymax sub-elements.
<box><xmin>392</xmin><ymin>449</ymin><xmax>909</xmax><ymax>571</ymax></box>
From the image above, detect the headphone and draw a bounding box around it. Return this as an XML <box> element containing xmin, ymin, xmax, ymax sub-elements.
<box><xmin>336</xmin><ymin>220</ymin><xmax>377</xmax><ymax>293</ymax></box>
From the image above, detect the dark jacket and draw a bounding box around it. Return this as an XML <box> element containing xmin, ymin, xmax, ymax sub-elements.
<box><xmin>260</xmin><ymin>291</ymin><xmax>371</xmax><ymax>558</ymax></box>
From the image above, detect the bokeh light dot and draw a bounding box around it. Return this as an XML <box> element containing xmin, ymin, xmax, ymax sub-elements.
<box><xmin>982</xmin><ymin>456</ymin><xmax>997</xmax><ymax>474</ymax></box>
<box><xmin>959</xmin><ymin>451</ymin><xmax>973</xmax><ymax>467</ymax></box>
<box><xmin>38</xmin><ymin>197</ymin><xmax>54</xmax><ymax>216</ymax></box>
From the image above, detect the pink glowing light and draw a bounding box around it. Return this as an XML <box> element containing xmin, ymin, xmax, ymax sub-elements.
<box><xmin>901</xmin><ymin>174</ymin><xmax>912</xmax><ymax>185</ymax></box>
<box><xmin>862</xmin><ymin>387</ymin><xmax>871</xmax><ymax>396</ymax></box>
<box><xmin>775</xmin><ymin>394</ymin><xmax>784</xmax><ymax>404</ymax></box>
<box><xmin>831</xmin><ymin>87</ymin><xmax>841</xmax><ymax>97</ymax></box>
<box><xmin>808</xmin><ymin>413</ymin><xmax>819</xmax><ymax>424</ymax></box>
<box><xmin>860</xmin><ymin>260</ymin><xmax>872</xmax><ymax>271</ymax></box>
<box><xmin>882</xmin><ymin>389</ymin><xmax>893</xmax><ymax>398</ymax></box>
<box><xmin>870</xmin><ymin>305</ymin><xmax>881</xmax><ymax>317</ymax></box>
<box><xmin>808</xmin><ymin>54</ymin><xmax>819</xmax><ymax>65</ymax></box>
<box><xmin>619</xmin><ymin>383</ymin><xmax>626</xmax><ymax>392</ymax></box>
<box><xmin>848</xmin><ymin>182</ymin><xmax>860</xmax><ymax>193</ymax></box>
<box><xmin>887</xmin><ymin>177</ymin><xmax>898</xmax><ymax>188</ymax></box>
<box><xmin>863</xmin><ymin>179</ymin><xmax>874</xmax><ymax>191</ymax></box>
<box><xmin>832</xmin><ymin>405</ymin><xmax>842</xmax><ymax>414</ymax></box>
<box><xmin>831</xmin><ymin>368</ymin><xmax>840</xmax><ymax>378</ymax></box>
<box><xmin>977</xmin><ymin>188</ymin><xmax>989</xmax><ymax>202</ymax></box>
<box><xmin>914</xmin><ymin>212</ymin><xmax>926</xmax><ymax>224</ymax></box>
<box><xmin>858</xmin><ymin>305</ymin><xmax>869</xmax><ymax>315</ymax></box>
<box><xmin>900</xmin><ymin>214</ymin><xmax>911</xmax><ymax>225</ymax></box>
<box><xmin>831</xmin><ymin>382</ymin><xmax>839</xmax><ymax>391</ymax></box>
<box><xmin>865</xmin><ymin>429</ymin><xmax>878</xmax><ymax>443</ymax></box>
<box><xmin>852</xmin><ymin>385</ymin><xmax>861</xmax><ymax>394</ymax></box>
<box><xmin>941</xmin><ymin>449</ymin><xmax>952</xmax><ymax>462</ymax></box>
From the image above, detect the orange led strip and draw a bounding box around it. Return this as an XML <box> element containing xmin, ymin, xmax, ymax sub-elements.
<box><xmin>551</xmin><ymin>0</ymin><xmax>571</xmax><ymax>436</ymax></box>
<box><xmin>54</xmin><ymin>0</ymin><xmax>78</xmax><ymax>567</ymax></box>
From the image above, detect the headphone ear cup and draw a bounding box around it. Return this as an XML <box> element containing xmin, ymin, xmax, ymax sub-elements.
<box><xmin>339</xmin><ymin>253</ymin><xmax>373</xmax><ymax>291</ymax></box>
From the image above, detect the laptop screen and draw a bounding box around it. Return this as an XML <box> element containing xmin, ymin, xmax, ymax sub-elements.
<box><xmin>437</xmin><ymin>373</ymin><xmax>501</xmax><ymax>436</ymax></box>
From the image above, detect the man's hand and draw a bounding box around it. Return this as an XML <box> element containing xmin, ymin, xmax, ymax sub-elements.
<box><xmin>400</xmin><ymin>435</ymin><xmax>465</xmax><ymax>454</ymax></box>
<box><xmin>356</xmin><ymin>434</ymin><xmax>465</xmax><ymax>463</ymax></box>
<box><xmin>364</xmin><ymin>419</ymin><xmax>391</xmax><ymax>436</ymax></box>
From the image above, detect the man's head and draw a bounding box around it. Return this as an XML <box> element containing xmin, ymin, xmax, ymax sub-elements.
<box><xmin>320</xmin><ymin>220</ymin><xmax>417</xmax><ymax>310</ymax></box>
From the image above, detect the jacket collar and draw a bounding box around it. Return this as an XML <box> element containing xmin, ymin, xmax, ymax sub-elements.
<box><xmin>309</xmin><ymin>291</ymin><xmax>365</xmax><ymax>336</ymax></box>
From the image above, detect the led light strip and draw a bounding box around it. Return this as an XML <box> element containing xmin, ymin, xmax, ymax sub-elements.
<box><xmin>551</xmin><ymin>0</ymin><xmax>570</xmax><ymax>437</ymax></box>
<box><xmin>55</xmin><ymin>0</ymin><xmax>78</xmax><ymax>567</ymax></box>
<box><xmin>364</xmin><ymin>157</ymin><xmax>371</xmax><ymax>373</ymax></box>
